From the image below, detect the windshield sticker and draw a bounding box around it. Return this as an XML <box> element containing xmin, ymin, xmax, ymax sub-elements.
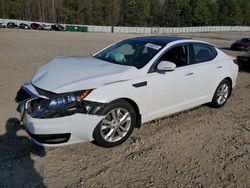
<box><xmin>145</xmin><ymin>43</ymin><xmax>162</xmax><ymax>50</ymax></box>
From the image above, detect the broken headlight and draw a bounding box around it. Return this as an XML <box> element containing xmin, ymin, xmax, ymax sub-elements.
<box><xmin>28</xmin><ymin>90</ymin><xmax>92</xmax><ymax>118</ymax></box>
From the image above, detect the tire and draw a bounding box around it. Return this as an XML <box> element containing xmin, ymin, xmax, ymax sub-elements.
<box><xmin>210</xmin><ymin>79</ymin><xmax>231</xmax><ymax>108</ymax></box>
<box><xmin>93</xmin><ymin>99</ymin><xmax>136</xmax><ymax>148</ymax></box>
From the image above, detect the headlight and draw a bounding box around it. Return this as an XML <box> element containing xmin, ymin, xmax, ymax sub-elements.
<box><xmin>29</xmin><ymin>90</ymin><xmax>92</xmax><ymax>118</ymax></box>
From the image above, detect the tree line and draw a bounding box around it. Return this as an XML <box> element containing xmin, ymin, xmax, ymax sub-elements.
<box><xmin>1</xmin><ymin>0</ymin><xmax>250</xmax><ymax>27</ymax></box>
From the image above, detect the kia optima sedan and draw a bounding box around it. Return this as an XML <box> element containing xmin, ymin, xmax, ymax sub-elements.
<box><xmin>16</xmin><ymin>36</ymin><xmax>238</xmax><ymax>147</ymax></box>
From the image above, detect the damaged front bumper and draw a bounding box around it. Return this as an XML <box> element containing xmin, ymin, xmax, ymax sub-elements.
<box><xmin>16</xmin><ymin>82</ymin><xmax>105</xmax><ymax>146</ymax></box>
<box><xmin>22</xmin><ymin>111</ymin><xmax>104</xmax><ymax>146</ymax></box>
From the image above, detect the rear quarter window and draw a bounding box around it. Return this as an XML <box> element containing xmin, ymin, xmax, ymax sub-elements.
<box><xmin>191</xmin><ymin>43</ymin><xmax>217</xmax><ymax>64</ymax></box>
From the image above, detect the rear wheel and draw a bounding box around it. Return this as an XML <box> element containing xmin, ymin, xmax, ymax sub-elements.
<box><xmin>210</xmin><ymin>79</ymin><xmax>231</xmax><ymax>108</ymax></box>
<box><xmin>93</xmin><ymin>100</ymin><xmax>136</xmax><ymax>148</ymax></box>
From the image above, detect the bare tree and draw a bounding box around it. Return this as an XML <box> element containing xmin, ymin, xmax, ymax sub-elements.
<box><xmin>2</xmin><ymin>0</ymin><xmax>5</xmax><ymax>18</ymax></box>
<box><xmin>52</xmin><ymin>0</ymin><xmax>55</xmax><ymax>22</ymax></box>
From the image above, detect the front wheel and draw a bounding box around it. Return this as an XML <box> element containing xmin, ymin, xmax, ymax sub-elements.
<box><xmin>210</xmin><ymin>79</ymin><xmax>231</xmax><ymax>108</ymax></box>
<box><xmin>93</xmin><ymin>100</ymin><xmax>136</xmax><ymax>148</ymax></box>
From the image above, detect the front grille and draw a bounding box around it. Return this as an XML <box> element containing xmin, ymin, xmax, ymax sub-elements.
<box><xmin>28</xmin><ymin>132</ymin><xmax>71</xmax><ymax>144</ymax></box>
<box><xmin>15</xmin><ymin>87</ymin><xmax>33</xmax><ymax>103</ymax></box>
<box><xmin>26</xmin><ymin>98</ymin><xmax>44</xmax><ymax>115</ymax></box>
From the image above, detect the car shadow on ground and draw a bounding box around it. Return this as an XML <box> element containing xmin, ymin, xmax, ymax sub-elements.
<box><xmin>220</xmin><ymin>47</ymin><xmax>241</xmax><ymax>52</ymax></box>
<box><xmin>221</xmin><ymin>47</ymin><xmax>248</xmax><ymax>53</ymax></box>
<box><xmin>0</xmin><ymin>118</ymin><xmax>46</xmax><ymax>188</ymax></box>
<box><xmin>220</xmin><ymin>47</ymin><xmax>232</xmax><ymax>51</ymax></box>
<box><xmin>239</xmin><ymin>69</ymin><xmax>250</xmax><ymax>73</ymax></box>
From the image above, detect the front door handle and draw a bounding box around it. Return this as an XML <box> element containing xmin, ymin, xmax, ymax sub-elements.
<box><xmin>217</xmin><ymin>66</ymin><xmax>223</xmax><ymax>69</ymax></box>
<box><xmin>186</xmin><ymin>72</ymin><xmax>194</xmax><ymax>76</ymax></box>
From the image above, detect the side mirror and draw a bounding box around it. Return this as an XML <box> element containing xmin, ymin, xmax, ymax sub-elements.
<box><xmin>157</xmin><ymin>61</ymin><xmax>176</xmax><ymax>71</ymax></box>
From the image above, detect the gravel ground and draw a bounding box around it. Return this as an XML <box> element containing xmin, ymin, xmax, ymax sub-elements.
<box><xmin>0</xmin><ymin>29</ymin><xmax>249</xmax><ymax>187</ymax></box>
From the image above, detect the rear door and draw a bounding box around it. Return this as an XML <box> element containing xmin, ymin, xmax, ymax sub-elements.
<box><xmin>187</xmin><ymin>43</ymin><xmax>221</xmax><ymax>100</ymax></box>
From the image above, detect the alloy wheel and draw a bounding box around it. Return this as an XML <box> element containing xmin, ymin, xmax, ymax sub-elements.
<box><xmin>216</xmin><ymin>83</ymin><xmax>229</xmax><ymax>105</ymax></box>
<box><xmin>100</xmin><ymin>108</ymin><xmax>131</xmax><ymax>143</ymax></box>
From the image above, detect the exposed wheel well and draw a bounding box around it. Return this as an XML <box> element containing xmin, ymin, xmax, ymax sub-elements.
<box><xmin>117</xmin><ymin>98</ymin><xmax>141</xmax><ymax>128</ymax></box>
<box><xmin>224</xmin><ymin>77</ymin><xmax>232</xmax><ymax>97</ymax></box>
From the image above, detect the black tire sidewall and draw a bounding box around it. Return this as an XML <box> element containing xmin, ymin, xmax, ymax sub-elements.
<box><xmin>93</xmin><ymin>100</ymin><xmax>136</xmax><ymax>148</ymax></box>
<box><xmin>211</xmin><ymin>79</ymin><xmax>231</xmax><ymax>108</ymax></box>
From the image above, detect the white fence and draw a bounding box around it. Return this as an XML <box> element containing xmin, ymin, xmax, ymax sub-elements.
<box><xmin>1</xmin><ymin>18</ymin><xmax>250</xmax><ymax>34</ymax></box>
<box><xmin>86</xmin><ymin>25</ymin><xmax>112</xmax><ymax>33</ymax></box>
<box><xmin>113</xmin><ymin>26</ymin><xmax>250</xmax><ymax>34</ymax></box>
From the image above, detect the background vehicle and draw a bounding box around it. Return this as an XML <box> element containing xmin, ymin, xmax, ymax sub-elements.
<box><xmin>231</xmin><ymin>38</ymin><xmax>250</xmax><ymax>51</ymax></box>
<box><xmin>51</xmin><ymin>24</ymin><xmax>65</xmax><ymax>31</ymax></box>
<box><xmin>237</xmin><ymin>51</ymin><xmax>250</xmax><ymax>71</ymax></box>
<box><xmin>0</xmin><ymin>23</ymin><xmax>6</xmax><ymax>28</ymax></box>
<box><xmin>30</xmin><ymin>23</ymin><xmax>44</xmax><ymax>30</ymax></box>
<box><xmin>7</xmin><ymin>22</ymin><xmax>18</xmax><ymax>28</ymax></box>
<box><xmin>16</xmin><ymin>37</ymin><xmax>238</xmax><ymax>148</ymax></box>
<box><xmin>19</xmin><ymin>23</ymin><xmax>31</xmax><ymax>29</ymax></box>
<box><xmin>42</xmin><ymin>24</ymin><xmax>52</xmax><ymax>31</ymax></box>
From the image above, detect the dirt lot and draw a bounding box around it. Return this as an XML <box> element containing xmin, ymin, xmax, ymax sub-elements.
<box><xmin>0</xmin><ymin>29</ymin><xmax>249</xmax><ymax>188</ymax></box>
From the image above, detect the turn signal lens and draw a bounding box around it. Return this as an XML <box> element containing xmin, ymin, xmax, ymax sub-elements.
<box><xmin>77</xmin><ymin>90</ymin><xmax>92</xmax><ymax>101</ymax></box>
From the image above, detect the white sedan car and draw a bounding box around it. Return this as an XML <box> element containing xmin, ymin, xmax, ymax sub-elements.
<box><xmin>16</xmin><ymin>36</ymin><xmax>238</xmax><ymax>147</ymax></box>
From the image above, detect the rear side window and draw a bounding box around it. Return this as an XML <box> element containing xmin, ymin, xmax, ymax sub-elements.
<box><xmin>190</xmin><ymin>43</ymin><xmax>217</xmax><ymax>64</ymax></box>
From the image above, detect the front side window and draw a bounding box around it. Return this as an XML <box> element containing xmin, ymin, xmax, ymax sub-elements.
<box><xmin>94</xmin><ymin>40</ymin><xmax>164</xmax><ymax>69</ymax></box>
<box><xmin>190</xmin><ymin>43</ymin><xmax>217</xmax><ymax>64</ymax></box>
<box><xmin>159</xmin><ymin>45</ymin><xmax>188</xmax><ymax>67</ymax></box>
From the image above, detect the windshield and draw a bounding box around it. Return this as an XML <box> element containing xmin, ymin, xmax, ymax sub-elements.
<box><xmin>94</xmin><ymin>40</ymin><xmax>164</xmax><ymax>69</ymax></box>
<box><xmin>241</xmin><ymin>38</ymin><xmax>250</xmax><ymax>42</ymax></box>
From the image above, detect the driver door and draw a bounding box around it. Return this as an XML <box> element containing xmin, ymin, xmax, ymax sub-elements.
<box><xmin>144</xmin><ymin>44</ymin><xmax>198</xmax><ymax>122</ymax></box>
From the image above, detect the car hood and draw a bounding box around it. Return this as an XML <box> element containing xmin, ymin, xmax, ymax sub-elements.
<box><xmin>31</xmin><ymin>56</ymin><xmax>138</xmax><ymax>93</ymax></box>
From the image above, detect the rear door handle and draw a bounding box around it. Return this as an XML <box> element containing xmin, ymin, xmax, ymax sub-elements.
<box><xmin>186</xmin><ymin>72</ymin><xmax>194</xmax><ymax>76</ymax></box>
<box><xmin>217</xmin><ymin>66</ymin><xmax>223</xmax><ymax>69</ymax></box>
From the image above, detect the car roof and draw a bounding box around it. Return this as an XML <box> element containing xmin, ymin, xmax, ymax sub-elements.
<box><xmin>129</xmin><ymin>36</ymin><xmax>188</xmax><ymax>45</ymax></box>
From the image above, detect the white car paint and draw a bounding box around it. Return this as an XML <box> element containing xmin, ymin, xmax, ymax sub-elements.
<box><xmin>22</xmin><ymin>112</ymin><xmax>104</xmax><ymax>146</ymax></box>
<box><xmin>16</xmin><ymin>38</ymin><xmax>238</xmax><ymax>146</ymax></box>
<box><xmin>31</xmin><ymin>56</ymin><xmax>140</xmax><ymax>93</ymax></box>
